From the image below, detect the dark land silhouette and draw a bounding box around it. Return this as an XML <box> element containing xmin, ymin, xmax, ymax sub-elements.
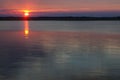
<box><xmin>0</xmin><ymin>16</ymin><xmax>120</xmax><ymax>21</ymax></box>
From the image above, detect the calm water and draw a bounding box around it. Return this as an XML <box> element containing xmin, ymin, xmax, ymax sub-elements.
<box><xmin>0</xmin><ymin>21</ymin><xmax>120</xmax><ymax>80</ymax></box>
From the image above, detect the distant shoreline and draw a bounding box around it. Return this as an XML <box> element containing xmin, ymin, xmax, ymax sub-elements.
<box><xmin>0</xmin><ymin>17</ymin><xmax>120</xmax><ymax>21</ymax></box>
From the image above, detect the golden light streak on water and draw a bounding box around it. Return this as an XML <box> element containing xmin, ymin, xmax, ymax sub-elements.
<box><xmin>24</xmin><ymin>21</ymin><xmax>29</xmax><ymax>39</ymax></box>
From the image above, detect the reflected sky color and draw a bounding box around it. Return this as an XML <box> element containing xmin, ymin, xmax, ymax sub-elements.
<box><xmin>0</xmin><ymin>21</ymin><xmax>120</xmax><ymax>80</ymax></box>
<box><xmin>0</xmin><ymin>30</ymin><xmax>120</xmax><ymax>80</ymax></box>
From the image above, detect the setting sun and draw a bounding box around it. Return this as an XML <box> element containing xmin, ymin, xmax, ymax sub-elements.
<box><xmin>24</xmin><ymin>10</ymin><xmax>30</xmax><ymax>17</ymax></box>
<box><xmin>25</xmin><ymin>12</ymin><xmax>29</xmax><ymax>16</ymax></box>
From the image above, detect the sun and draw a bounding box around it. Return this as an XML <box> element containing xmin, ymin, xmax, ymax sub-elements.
<box><xmin>25</xmin><ymin>12</ymin><xmax>29</xmax><ymax>16</ymax></box>
<box><xmin>24</xmin><ymin>10</ymin><xmax>30</xmax><ymax>17</ymax></box>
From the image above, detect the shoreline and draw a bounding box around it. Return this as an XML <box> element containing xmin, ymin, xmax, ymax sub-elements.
<box><xmin>0</xmin><ymin>17</ymin><xmax>120</xmax><ymax>21</ymax></box>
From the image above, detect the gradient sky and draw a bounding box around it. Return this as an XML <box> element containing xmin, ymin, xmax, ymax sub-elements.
<box><xmin>0</xmin><ymin>0</ymin><xmax>120</xmax><ymax>11</ymax></box>
<box><xmin>0</xmin><ymin>0</ymin><xmax>120</xmax><ymax>16</ymax></box>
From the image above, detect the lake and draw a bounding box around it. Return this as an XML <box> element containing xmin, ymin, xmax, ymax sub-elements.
<box><xmin>0</xmin><ymin>21</ymin><xmax>120</xmax><ymax>80</ymax></box>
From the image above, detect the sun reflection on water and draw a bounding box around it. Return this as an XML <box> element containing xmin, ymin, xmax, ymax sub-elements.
<box><xmin>24</xmin><ymin>21</ymin><xmax>29</xmax><ymax>39</ymax></box>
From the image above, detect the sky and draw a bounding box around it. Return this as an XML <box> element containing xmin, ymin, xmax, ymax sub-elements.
<box><xmin>0</xmin><ymin>0</ymin><xmax>120</xmax><ymax>16</ymax></box>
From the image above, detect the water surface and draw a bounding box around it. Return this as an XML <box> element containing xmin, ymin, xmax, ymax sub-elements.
<box><xmin>0</xmin><ymin>21</ymin><xmax>120</xmax><ymax>80</ymax></box>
